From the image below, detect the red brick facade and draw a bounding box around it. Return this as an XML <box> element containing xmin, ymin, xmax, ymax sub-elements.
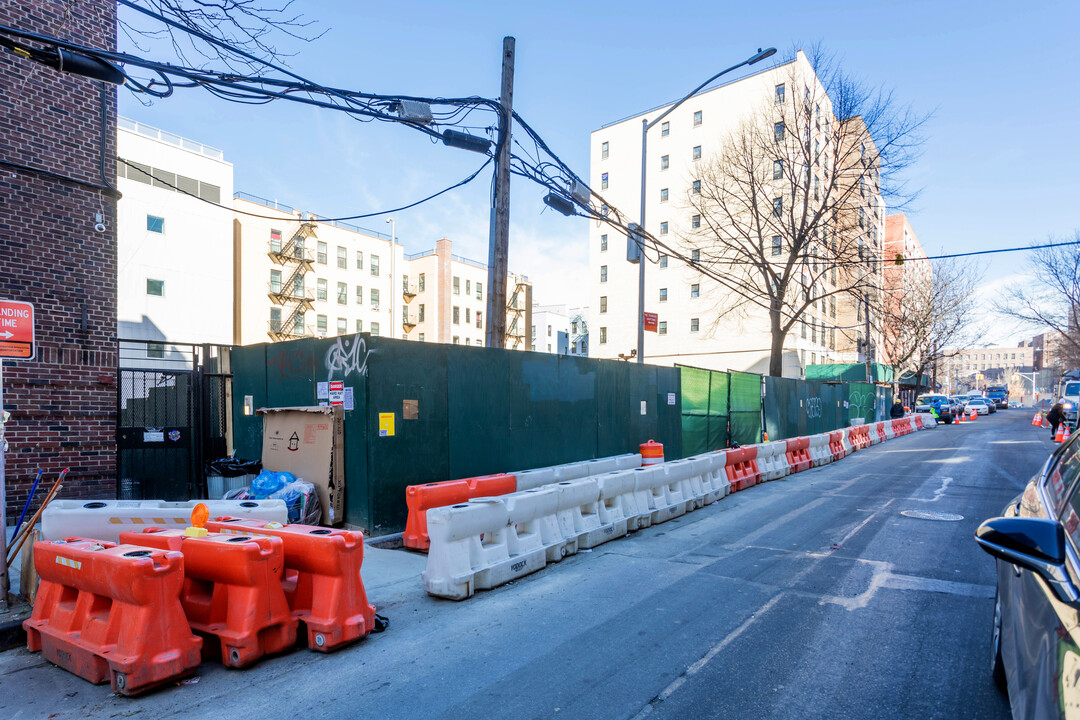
<box><xmin>0</xmin><ymin>1</ymin><xmax>118</xmax><ymax>518</ymax></box>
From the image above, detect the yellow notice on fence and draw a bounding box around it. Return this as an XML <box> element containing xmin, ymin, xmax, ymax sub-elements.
<box><xmin>378</xmin><ymin>412</ymin><xmax>396</xmax><ymax>437</ymax></box>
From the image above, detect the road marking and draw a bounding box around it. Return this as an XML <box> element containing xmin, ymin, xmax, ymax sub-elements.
<box><xmin>912</xmin><ymin>476</ymin><xmax>952</xmax><ymax>503</ymax></box>
<box><xmin>835</xmin><ymin>499</ymin><xmax>893</xmax><ymax>548</ymax></box>
<box><xmin>631</xmin><ymin>593</ymin><xmax>785</xmax><ymax>720</ymax></box>
<box><xmin>882</xmin><ymin>573</ymin><xmax>994</xmax><ymax>598</ymax></box>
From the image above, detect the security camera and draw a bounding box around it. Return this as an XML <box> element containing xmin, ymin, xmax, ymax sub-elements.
<box><xmin>93</xmin><ymin>213</ymin><xmax>106</xmax><ymax>233</ymax></box>
<box><xmin>94</xmin><ymin>222</ymin><xmax>107</xmax><ymax>233</ymax></box>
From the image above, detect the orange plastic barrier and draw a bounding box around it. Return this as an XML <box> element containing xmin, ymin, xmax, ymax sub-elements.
<box><xmin>206</xmin><ymin>518</ymin><xmax>376</xmax><ymax>652</ymax></box>
<box><xmin>785</xmin><ymin>437</ymin><xmax>812</xmax><ymax>473</ymax></box>
<box><xmin>912</xmin><ymin>415</ymin><xmax>924</xmax><ymax>430</ymax></box>
<box><xmin>24</xmin><ymin>537</ymin><xmax>201</xmax><ymax>695</ymax></box>
<box><xmin>828</xmin><ymin>431</ymin><xmax>846</xmax><ymax>461</ymax></box>
<box><xmin>403</xmin><ymin>473</ymin><xmax>516</xmax><ymax>551</ymax></box>
<box><xmin>639</xmin><ymin>439</ymin><xmax>665</xmax><ymax>466</ymax></box>
<box><xmin>847</xmin><ymin>426</ymin><xmax>870</xmax><ymax>451</ymax></box>
<box><xmin>875</xmin><ymin>423</ymin><xmax>888</xmax><ymax>443</ymax></box>
<box><xmin>724</xmin><ymin>446</ymin><xmax>760</xmax><ymax>492</ymax></box>
<box><xmin>119</xmin><ymin>528</ymin><xmax>296</xmax><ymax>668</ymax></box>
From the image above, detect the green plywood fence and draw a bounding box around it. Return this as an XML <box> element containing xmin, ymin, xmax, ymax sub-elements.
<box><xmin>232</xmin><ymin>335</ymin><xmax>682</xmax><ymax>535</ymax></box>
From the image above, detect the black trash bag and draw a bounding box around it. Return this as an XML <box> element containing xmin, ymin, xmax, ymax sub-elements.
<box><xmin>206</xmin><ymin>457</ymin><xmax>262</xmax><ymax>478</ymax></box>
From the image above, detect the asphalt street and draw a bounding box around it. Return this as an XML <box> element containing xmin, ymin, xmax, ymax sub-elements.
<box><xmin>0</xmin><ymin>410</ymin><xmax>1050</xmax><ymax>719</ymax></box>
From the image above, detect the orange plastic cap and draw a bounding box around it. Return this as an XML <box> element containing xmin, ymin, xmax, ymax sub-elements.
<box><xmin>191</xmin><ymin>503</ymin><xmax>209</xmax><ymax>529</ymax></box>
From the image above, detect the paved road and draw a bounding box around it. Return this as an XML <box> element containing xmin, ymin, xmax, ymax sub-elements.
<box><xmin>1</xmin><ymin>411</ymin><xmax>1048</xmax><ymax>719</ymax></box>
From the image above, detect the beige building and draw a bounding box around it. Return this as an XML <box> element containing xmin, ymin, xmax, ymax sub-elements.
<box><xmin>589</xmin><ymin>50</ymin><xmax>884</xmax><ymax>376</ymax></box>
<box><xmin>879</xmin><ymin>213</ymin><xmax>931</xmax><ymax>368</ymax></box>
<box><xmin>233</xmin><ymin>196</ymin><xmax>531</xmax><ymax>348</ymax></box>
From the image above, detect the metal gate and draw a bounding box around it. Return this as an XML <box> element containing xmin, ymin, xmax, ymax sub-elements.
<box><xmin>117</xmin><ymin>341</ymin><xmax>232</xmax><ymax>500</ymax></box>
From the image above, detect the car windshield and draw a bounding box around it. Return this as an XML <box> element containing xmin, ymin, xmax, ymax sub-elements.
<box><xmin>1065</xmin><ymin>382</ymin><xmax>1080</xmax><ymax>397</ymax></box>
<box><xmin>917</xmin><ymin>395</ymin><xmax>945</xmax><ymax>404</ymax></box>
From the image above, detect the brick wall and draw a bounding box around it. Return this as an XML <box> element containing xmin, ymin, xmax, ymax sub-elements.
<box><xmin>0</xmin><ymin>1</ymin><xmax>118</xmax><ymax>519</ymax></box>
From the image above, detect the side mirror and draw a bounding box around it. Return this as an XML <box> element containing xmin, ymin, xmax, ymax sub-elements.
<box><xmin>975</xmin><ymin>517</ymin><xmax>1078</xmax><ymax>603</ymax></box>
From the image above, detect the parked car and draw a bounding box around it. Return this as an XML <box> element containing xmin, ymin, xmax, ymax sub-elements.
<box><xmin>986</xmin><ymin>386</ymin><xmax>1009</xmax><ymax>409</ymax></box>
<box><xmin>974</xmin><ymin>432</ymin><xmax>1080</xmax><ymax>716</ymax></box>
<box><xmin>949</xmin><ymin>396</ymin><xmax>968</xmax><ymax>416</ymax></box>
<box><xmin>914</xmin><ymin>394</ymin><xmax>954</xmax><ymax>423</ymax></box>
<box><xmin>965</xmin><ymin>398</ymin><xmax>992</xmax><ymax>415</ymax></box>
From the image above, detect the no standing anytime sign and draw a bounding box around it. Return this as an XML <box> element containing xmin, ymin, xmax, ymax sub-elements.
<box><xmin>0</xmin><ymin>300</ymin><xmax>35</xmax><ymax>360</ymax></box>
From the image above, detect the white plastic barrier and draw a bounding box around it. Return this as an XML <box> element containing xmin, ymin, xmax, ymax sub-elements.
<box><xmin>555</xmin><ymin>478</ymin><xmax>625</xmax><ymax>549</ymax></box>
<box><xmin>506</xmin><ymin>486</ymin><xmax>571</xmax><ymax>563</ymax></box>
<box><xmin>686</xmin><ymin>453</ymin><xmax>730</xmax><ymax>503</ymax></box>
<box><xmin>867</xmin><ymin>422</ymin><xmax>882</xmax><ymax>446</ymax></box>
<box><xmin>513</xmin><ymin>453</ymin><xmax>642</xmax><ymax>491</ymax></box>
<box><xmin>514</xmin><ymin>467</ymin><xmax>557</xmax><ymax>491</ymax></box>
<box><xmin>809</xmin><ymin>434</ymin><xmax>833</xmax><ymax>467</ymax></box>
<box><xmin>754</xmin><ymin>442</ymin><xmax>791</xmax><ymax>481</ymax></box>
<box><xmin>922</xmin><ymin>415</ymin><xmax>938</xmax><ymax>428</ymax></box>
<box><xmin>883</xmin><ymin>421</ymin><xmax>895</xmax><ymax>440</ymax></box>
<box><xmin>840</xmin><ymin>430</ymin><xmax>854</xmax><ymax>456</ymax></box>
<box><xmin>42</xmin><ymin>498</ymin><xmax>288</xmax><ymax>543</ymax></box>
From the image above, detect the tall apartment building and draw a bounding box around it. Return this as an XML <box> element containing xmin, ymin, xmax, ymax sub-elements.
<box><xmin>589</xmin><ymin>50</ymin><xmax>884</xmax><ymax>376</ymax></box>
<box><xmin>116</xmin><ymin>117</ymin><xmax>234</xmax><ymax>357</ymax></box>
<box><xmin>879</xmin><ymin>213</ymin><xmax>930</xmax><ymax>367</ymax></box>
<box><xmin>943</xmin><ymin>344</ymin><xmax>1034</xmax><ymax>390</ymax></box>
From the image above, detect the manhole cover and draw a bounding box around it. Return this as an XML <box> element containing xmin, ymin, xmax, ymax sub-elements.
<box><xmin>900</xmin><ymin>510</ymin><xmax>964</xmax><ymax>521</ymax></box>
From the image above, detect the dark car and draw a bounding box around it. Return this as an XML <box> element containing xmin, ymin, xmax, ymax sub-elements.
<box><xmin>975</xmin><ymin>433</ymin><xmax>1080</xmax><ymax>718</ymax></box>
<box><xmin>914</xmin><ymin>394</ymin><xmax>954</xmax><ymax>423</ymax></box>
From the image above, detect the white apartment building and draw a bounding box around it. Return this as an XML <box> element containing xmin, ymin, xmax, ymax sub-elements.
<box><xmin>531</xmin><ymin>304</ymin><xmax>570</xmax><ymax>354</ymax></box>
<box><xmin>568</xmin><ymin>306</ymin><xmax>590</xmax><ymax>356</ymax></box>
<box><xmin>116</xmin><ymin>117</ymin><xmax>234</xmax><ymax>357</ymax></box>
<box><xmin>589</xmin><ymin>50</ymin><xmax>883</xmax><ymax>376</ymax></box>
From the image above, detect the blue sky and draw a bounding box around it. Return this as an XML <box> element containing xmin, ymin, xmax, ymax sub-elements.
<box><xmin>118</xmin><ymin>0</ymin><xmax>1080</xmax><ymax>344</ymax></box>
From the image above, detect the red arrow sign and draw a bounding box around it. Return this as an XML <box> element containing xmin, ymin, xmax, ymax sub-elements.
<box><xmin>0</xmin><ymin>300</ymin><xmax>34</xmax><ymax>359</ymax></box>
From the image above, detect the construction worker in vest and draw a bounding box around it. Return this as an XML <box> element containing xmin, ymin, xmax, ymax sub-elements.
<box><xmin>1048</xmin><ymin>400</ymin><xmax>1067</xmax><ymax>439</ymax></box>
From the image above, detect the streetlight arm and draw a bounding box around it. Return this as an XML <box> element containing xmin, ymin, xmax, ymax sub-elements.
<box><xmin>645</xmin><ymin>47</ymin><xmax>776</xmax><ymax>131</ymax></box>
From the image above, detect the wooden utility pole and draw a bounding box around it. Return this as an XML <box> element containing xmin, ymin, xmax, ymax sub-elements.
<box><xmin>485</xmin><ymin>36</ymin><xmax>514</xmax><ymax>349</ymax></box>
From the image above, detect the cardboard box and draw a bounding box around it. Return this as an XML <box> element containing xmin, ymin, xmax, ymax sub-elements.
<box><xmin>258</xmin><ymin>406</ymin><xmax>344</xmax><ymax>525</ymax></box>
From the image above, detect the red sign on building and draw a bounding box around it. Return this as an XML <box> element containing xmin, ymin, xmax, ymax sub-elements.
<box><xmin>0</xmin><ymin>300</ymin><xmax>35</xmax><ymax>359</ymax></box>
<box><xmin>643</xmin><ymin>312</ymin><xmax>658</xmax><ymax>333</ymax></box>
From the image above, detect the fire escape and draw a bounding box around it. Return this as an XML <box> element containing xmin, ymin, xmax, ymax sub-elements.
<box><xmin>267</xmin><ymin>218</ymin><xmax>317</xmax><ymax>341</ymax></box>
<box><xmin>401</xmin><ymin>276</ymin><xmax>417</xmax><ymax>336</ymax></box>
<box><xmin>505</xmin><ymin>277</ymin><xmax>528</xmax><ymax>350</ymax></box>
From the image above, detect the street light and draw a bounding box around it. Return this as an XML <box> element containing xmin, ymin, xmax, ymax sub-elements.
<box><xmin>633</xmin><ymin>47</ymin><xmax>776</xmax><ymax>363</ymax></box>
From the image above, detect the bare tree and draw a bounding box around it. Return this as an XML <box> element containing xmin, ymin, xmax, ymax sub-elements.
<box><xmin>876</xmin><ymin>258</ymin><xmax>983</xmax><ymax>394</ymax></box>
<box><xmin>994</xmin><ymin>234</ymin><xmax>1080</xmax><ymax>369</ymax></box>
<box><xmin>676</xmin><ymin>48</ymin><xmax>928</xmax><ymax>376</ymax></box>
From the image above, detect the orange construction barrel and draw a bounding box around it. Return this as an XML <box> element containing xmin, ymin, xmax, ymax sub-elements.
<box><xmin>640</xmin><ymin>440</ymin><xmax>665</xmax><ymax>466</ymax></box>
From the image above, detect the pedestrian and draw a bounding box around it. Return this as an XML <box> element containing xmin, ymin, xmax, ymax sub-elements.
<box><xmin>1048</xmin><ymin>399</ymin><xmax>1067</xmax><ymax>438</ymax></box>
<box><xmin>890</xmin><ymin>401</ymin><xmax>905</xmax><ymax>419</ymax></box>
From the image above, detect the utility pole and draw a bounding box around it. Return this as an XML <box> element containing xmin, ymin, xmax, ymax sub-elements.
<box><xmin>485</xmin><ymin>36</ymin><xmax>514</xmax><ymax>350</ymax></box>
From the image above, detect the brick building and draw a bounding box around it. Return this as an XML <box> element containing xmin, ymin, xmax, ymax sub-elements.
<box><xmin>0</xmin><ymin>1</ymin><xmax>118</xmax><ymax>519</ymax></box>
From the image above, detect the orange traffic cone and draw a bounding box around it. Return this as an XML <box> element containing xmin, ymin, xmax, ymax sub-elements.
<box><xmin>970</xmin><ymin>409</ymin><xmax>978</xmax><ymax>421</ymax></box>
<box><xmin>957</xmin><ymin>410</ymin><xmax>965</xmax><ymax>424</ymax></box>
<box><xmin>1055</xmin><ymin>424</ymin><xmax>1065</xmax><ymax>442</ymax></box>
<box><xmin>1064</xmin><ymin>425</ymin><xmax>1073</xmax><ymax>443</ymax></box>
<box><xmin>1033</xmin><ymin>413</ymin><xmax>1043</xmax><ymax>427</ymax></box>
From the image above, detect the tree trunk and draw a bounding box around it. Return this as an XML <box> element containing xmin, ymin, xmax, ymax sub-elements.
<box><xmin>769</xmin><ymin>307</ymin><xmax>785</xmax><ymax>377</ymax></box>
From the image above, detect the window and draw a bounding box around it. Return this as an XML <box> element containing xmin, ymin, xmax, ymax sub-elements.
<box><xmin>601</xmin><ymin>172</ymin><xmax>609</xmax><ymax>190</ymax></box>
<box><xmin>356</xmin><ymin>319</ymin><xmax>363</xmax><ymax>333</ymax></box>
<box><xmin>691</xmin><ymin>214</ymin><xmax>701</xmax><ymax>229</ymax></box>
<box><xmin>775</xmin><ymin>83</ymin><xmax>785</xmax><ymax>104</ymax></box>
<box><xmin>466</xmin><ymin>279</ymin><xmax>471</xmax><ymax>295</ymax></box>
<box><xmin>370</xmin><ymin>321</ymin><xmax>380</xmax><ymax>336</ymax></box>
<box><xmin>600</xmin><ymin>234</ymin><xmax>608</xmax><ymax>251</ymax></box>
<box><xmin>600</xmin><ymin>265</ymin><xmax>608</xmax><ymax>283</ymax></box>
<box><xmin>692</xmin><ymin>110</ymin><xmax>702</xmax><ymax>127</ymax></box>
<box><xmin>601</xmin><ymin>141</ymin><xmax>609</xmax><ymax>159</ymax></box>
<box><xmin>660</xmin><ymin>188</ymin><xmax>669</xmax><ymax>202</ymax></box>
<box><xmin>403</xmin><ymin>274</ymin><xmax>410</xmax><ymax>294</ymax></box>
<box><xmin>690</xmin><ymin>284</ymin><xmax>700</xmax><ymax>298</ymax></box>
<box><xmin>659</xmin><ymin>255</ymin><xmax>668</xmax><ymax>268</ymax></box>
<box><xmin>859</xmin><ymin>208</ymin><xmax>865</xmax><ymax>228</ymax></box>
<box><xmin>270</xmin><ymin>308</ymin><xmax>282</xmax><ymax>332</ymax></box>
<box><xmin>270</xmin><ymin>269</ymin><xmax>282</xmax><ymax>293</ymax></box>
<box><xmin>418</xmin><ymin>304</ymin><xmax>425</xmax><ymax>322</ymax></box>
<box><xmin>293</xmin><ymin>312</ymin><xmax>305</xmax><ymax>332</ymax></box>
<box><xmin>337</xmin><ymin>246</ymin><xmax>346</xmax><ymax>269</ymax></box>
<box><xmin>294</xmin><ymin>275</ymin><xmax>304</xmax><ymax>295</ymax></box>
<box><xmin>418</xmin><ymin>273</ymin><xmax>425</xmax><ymax>291</ymax></box>
<box><xmin>270</xmin><ymin>229</ymin><xmax>282</xmax><ymax>252</ymax></box>
<box><xmin>356</xmin><ymin>285</ymin><xmax>363</xmax><ymax>304</ymax></box>
<box><xmin>774</xmin><ymin>122</ymin><xmax>785</xmax><ymax>143</ymax></box>
<box><xmin>453</xmin><ymin>306</ymin><xmax>460</xmax><ymax>324</ymax></box>
<box><xmin>476</xmin><ymin>282</ymin><xmax>483</xmax><ymax>300</ymax></box>
<box><xmin>661</xmin><ymin>121</ymin><xmax>669</xmax><ymax>137</ymax></box>
<box><xmin>690</xmin><ymin>318</ymin><xmax>699</xmax><ymax>332</ymax></box>
<box><xmin>772</xmin><ymin>197</ymin><xmax>783</xmax><ymax>217</ymax></box>
<box><xmin>659</xmin><ymin>321</ymin><xmax>667</xmax><ymax>335</ymax></box>
<box><xmin>771</xmin><ymin>235</ymin><xmax>782</xmax><ymax>256</ymax></box>
<box><xmin>356</xmin><ymin>251</ymin><xmax>364</xmax><ymax>270</ymax></box>
<box><xmin>660</xmin><ymin>221</ymin><xmax>669</xmax><ymax>235</ymax></box>
<box><xmin>659</xmin><ymin>288</ymin><xmax>668</xmax><ymax>302</ymax></box>
<box><xmin>453</xmin><ymin>336</ymin><xmax>460</xmax><ymax>345</ymax></box>
<box><xmin>692</xmin><ymin>145</ymin><xmax>701</xmax><ymax>161</ymax></box>
<box><xmin>660</xmin><ymin>155</ymin><xmax>669</xmax><ymax>171</ymax></box>
<box><xmin>337</xmin><ymin>282</ymin><xmax>347</xmax><ymax>304</ymax></box>
<box><xmin>337</xmin><ymin>317</ymin><xmax>347</xmax><ymax>335</ymax></box>
<box><xmin>146</xmin><ymin>215</ymin><xmax>164</xmax><ymax>234</ymax></box>
<box><xmin>600</xmin><ymin>327</ymin><xmax>608</xmax><ymax>344</ymax></box>
<box><xmin>371</xmin><ymin>288</ymin><xmax>380</xmax><ymax>307</ymax></box>
<box><xmin>317</xmin><ymin>278</ymin><xmax>327</xmax><ymax>301</ymax></box>
<box><xmin>418</xmin><ymin>332</ymin><xmax>424</xmax><ymax>341</ymax></box>
<box><xmin>317</xmin><ymin>314</ymin><xmax>327</xmax><ymax>334</ymax></box>
<box><xmin>691</xmin><ymin>249</ymin><xmax>700</xmax><ymax>263</ymax></box>
<box><xmin>476</xmin><ymin>311</ymin><xmax>482</xmax><ymax>329</ymax></box>
<box><xmin>546</xmin><ymin>325</ymin><xmax>552</xmax><ymax>337</ymax></box>
<box><xmin>317</xmin><ymin>241</ymin><xmax>327</xmax><ymax>264</ymax></box>
<box><xmin>366</xmin><ymin>253</ymin><xmax>382</xmax><ymax>278</ymax></box>
<box><xmin>692</xmin><ymin>180</ymin><xmax>701</xmax><ymax>195</ymax></box>
<box><xmin>453</xmin><ymin>276</ymin><xmax>460</xmax><ymax>295</ymax></box>
<box><xmin>146</xmin><ymin>278</ymin><xmax>164</xmax><ymax>296</ymax></box>
<box><xmin>600</xmin><ymin>296</ymin><xmax>608</xmax><ymax>313</ymax></box>
<box><xmin>466</xmin><ymin>308</ymin><xmax>472</xmax><ymax>324</ymax></box>
<box><xmin>773</xmin><ymin>160</ymin><xmax>783</xmax><ymax>180</ymax></box>
<box><xmin>830</xmin><ymin>296</ymin><xmax>836</xmax><ymax>318</ymax></box>
<box><xmin>859</xmin><ymin>177</ymin><xmax>865</xmax><ymax>197</ymax></box>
